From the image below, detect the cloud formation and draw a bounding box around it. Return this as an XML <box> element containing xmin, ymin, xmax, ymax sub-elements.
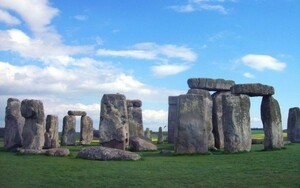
<box><xmin>0</xmin><ymin>9</ymin><xmax>20</xmax><ymax>25</ymax></box>
<box><xmin>151</xmin><ymin>64</ymin><xmax>191</xmax><ymax>77</ymax></box>
<box><xmin>243</xmin><ymin>72</ymin><xmax>255</xmax><ymax>79</ymax></box>
<box><xmin>241</xmin><ymin>54</ymin><xmax>286</xmax><ymax>71</ymax></box>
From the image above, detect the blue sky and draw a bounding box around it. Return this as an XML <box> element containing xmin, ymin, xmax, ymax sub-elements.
<box><xmin>0</xmin><ymin>0</ymin><xmax>299</xmax><ymax>131</ymax></box>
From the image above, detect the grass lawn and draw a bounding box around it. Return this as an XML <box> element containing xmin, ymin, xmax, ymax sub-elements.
<box><xmin>0</xmin><ymin>138</ymin><xmax>299</xmax><ymax>187</ymax></box>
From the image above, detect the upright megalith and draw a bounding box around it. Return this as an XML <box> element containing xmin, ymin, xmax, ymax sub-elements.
<box><xmin>231</xmin><ymin>83</ymin><xmax>274</xmax><ymax>97</ymax></box>
<box><xmin>158</xmin><ymin>127</ymin><xmax>163</xmax><ymax>143</ymax></box>
<box><xmin>168</xmin><ymin>96</ymin><xmax>178</xmax><ymax>144</ymax></box>
<box><xmin>145</xmin><ymin>128</ymin><xmax>151</xmax><ymax>139</ymax></box>
<box><xmin>44</xmin><ymin>115</ymin><xmax>60</xmax><ymax>148</ymax></box>
<box><xmin>287</xmin><ymin>107</ymin><xmax>300</xmax><ymax>142</ymax></box>
<box><xmin>4</xmin><ymin>98</ymin><xmax>25</xmax><ymax>150</ymax></box>
<box><xmin>175</xmin><ymin>94</ymin><xmax>210</xmax><ymax>154</ymax></box>
<box><xmin>21</xmin><ymin>99</ymin><xmax>45</xmax><ymax>150</ymax></box>
<box><xmin>61</xmin><ymin>115</ymin><xmax>76</xmax><ymax>146</ymax></box>
<box><xmin>80</xmin><ymin>116</ymin><xmax>93</xmax><ymax>145</ymax></box>
<box><xmin>127</xmin><ymin>99</ymin><xmax>144</xmax><ymax>137</ymax></box>
<box><xmin>261</xmin><ymin>96</ymin><xmax>283</xmax><ymax>149</ymax></box>
<box><xmin>99</xmin><ymin>94</ymin><xmax>129</xmax><ymax>150</ymax></box>
<box><xmin>222</xmin><ymin>94</ymin><xmax>251</xmax><ymax>153</ymax></box>
<box><xmin>212</xmin><ymin>91</ymin><xmax>230</xmax><ymax>149</ymax></box>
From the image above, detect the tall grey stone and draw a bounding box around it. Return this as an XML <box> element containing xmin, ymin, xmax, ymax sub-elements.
<box><xmin>145</xmin><ymin>128</ymin><xmax>151</xmax><ymax>139</ymax></box>
<box><xmin>212</xmin><ymin>91</ymin><xmax>230</xmax><ymax>149</ymax></box>
<box><xmin>80</xmin><ymin>116</ymin><xmax>93</xmax><ymax>145</ymax></box>
<box><xmin>44</xmin><ymin>115</ymin><xmax>60</xmax><ymax>148</ymax></box>
<box><xmin>187</xmin><ymin>78</ymin><xmax>235</xmax><ymax>91</ymax></box>
<box><xmin>127</xmin><ymin>100</ymin><xmax>144</xmax><ymax>137</ymax></box>
<box><xmin>21</xmin><ymin>99</ymin><xmax>45</xmax><ymax>150</ymax></box>
<box><xmin>175</xmin><ymin>94</ymin><xmax>210</xmax><ymax>154</ymax></box>
<box><xmin>168</xmin><ymin>96</ymin><xmax>178</xmax><ymax>144</ymax></box>
<box><xmin>222</xmin><ymin>94</ymin><xmax>251</xmax><ymax>153</ymax></box>
<box><xmin>261</xmin><ymin>96</ymin><xmax>283</xmax><ymax>149</ymax></box>
<box><xmin>158</xmin><ymin>127</ymin><xmax>163</xmax><ymax>143</ymax></box>
<box><xmin>287</xmin><ymin>107</ymin><xmax>300</xmax><ymax>142</ymax></box>
<box><xmin>61</xmin><ymin>115</ymin><xmax>76</xmax><ymax>146</ymax></box>
<box><xmin>186</xmin><ymin>89</ymin><xmax>215</xmax><ymax>148</ymax></box>
<box><xmin>4</xmin><ymin>98</ymin><xmax>25</xmax><ymax>150</ymax></box>
<box><xmin>231</xmin><ymin>83</ymin><xmax>274</xmax><ymax>96</ymax></box>
<box><xmin>99</xmin><ymin>94</ymin><xmax>129</xmax><ymax>150</ymax></box>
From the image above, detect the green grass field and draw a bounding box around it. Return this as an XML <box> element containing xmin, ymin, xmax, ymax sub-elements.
<box><xmin>0</xmin><ymin>137</ymin><xmax>299</xmax><ymax>187</ymax></box>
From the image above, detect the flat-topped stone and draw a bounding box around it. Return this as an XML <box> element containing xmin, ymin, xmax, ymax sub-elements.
<box><xmin>231</xmin><ymin>83</ymin><xmax>274</xmax><ymax>96</ymax></box>
<box><xmin>68</xmin><ymin>110</ymin><xmax>87</xmax><ymax>116</ymax></box>
<box><xmin>187</xmin><ymin>78</ymin><xmax>235</xmax><ymax>91</ymax></box>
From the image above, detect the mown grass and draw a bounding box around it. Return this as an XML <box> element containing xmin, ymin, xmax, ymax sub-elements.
<box><xmin>0</xmin><ymin>138</ymin><xmax>299</xmax><ymax>187</ymax></box>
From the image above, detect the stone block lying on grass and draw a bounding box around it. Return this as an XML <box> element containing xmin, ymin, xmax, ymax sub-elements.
<box><xmin>18</xmin><ymin>148</ymin><xmax>70</xmax><ymax>157</ymax></box>
<box><xmin>129</xmin><ymin>136</ymin><xmax>157</xmax><ymax>151</ymax></box>
<box><xmin>77</xmin><ymin>146</ymin><xmax>141</xmax><ymax>161</ymax></box>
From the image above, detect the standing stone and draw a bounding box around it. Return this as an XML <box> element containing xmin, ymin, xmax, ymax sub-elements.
<box><xmin>158</xmin><ymin>127</ymin><xmax>163</xmax><ymax>143</ymax></box>
<box><xmin>186</xmin><ymin>89</ymin><xmax>215</xmax><ymax>149</ymax></box>
<box><xmin>261</xmin><ymin>96</ymin><xmax>283</xmax><ymax>149</ymax></box>
<box><xmin>145</xmin><ymin>128</ymin><xmax>151</xmax><ymax>139</ymax></box>
<box><xmin>127</xmin><ymin>100</ymin><xmax>144</xmax><ymax>137</ymax></box>
<box><xmin>175</xmin><ymin>94</ymin><xmax>210</xmax><ymax>154</ymax></box>
<box><xmin>80</xmin><ymin>116</ymin><xmax>94</xmax><ymax>145</ymax></box>
<box><xmin>212</xmin><ymin>91</ymin><xmax>231</xmax><ymax>149</ymax></box>
<box><xmin>287</xmin><ymin>107</ymin><xmax>300</xmax><ymax>142</ymax></box>
<box><xmin>21</xmin><ymin>99</ymin><xmax>45</xmax><ymax>150</ymax></box>
<box><xmin>61</xmin><ymin>115</ymin><xmax>76</xmax><ymax>146</ymax></box>
<box><xmin>44</xmin><ymin>115</ymin><xmax>60</xmax><ymax>148</ymax></box>
<box><xmin>99</xmin><ymin>94</ymin><xmax>129</xmax><ymax>150</ymax></box>
<box><xmin>222</xmin><ymin>94</ymin><xmax>251</xmax><ymax>153</ymax></box>
<box><xmin>4</xmin><ymin>98</ymin><xmax>25</xmax><ymax>150</ymax></box>
<box><xmin>168</xmin><ymin>96</ymin><xmax>178</xmax><ymax>144</ymax></box>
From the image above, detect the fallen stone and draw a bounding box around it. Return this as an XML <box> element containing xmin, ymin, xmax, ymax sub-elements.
<box><xmin>80</xmin><ymin>116</ymin><xmax>94</xmax><ymax>145</ymax></box>
<box><xmin>231</xmin><ymin>83</ymin><xmax>274</xmax><ymax>96</ymax></box>
<box><xmin>261</xmin><ymin>96</ymin><xmax>283</xmax><ymax>150</ymax></box>
<box><xmin>4</xmin><ymin>98</ymin><xmax>25</xmax><ymax>150</ymax></box>
<box><xmin>99</xmin><ymin>94</ymin><xmax>129</xmax><ymax>150</ymax></box>
<box><xmin>44</xmin><ymin>115</ymin><xmax>60</xmax><ymax>149</ymax></box>
<box><xmin>45</xmin><ymin>148</ymin><xmax>70</xmax><ymax>156</ymax></box>
<box><xmin>21</xmin><ymin>99</ymin><xmax>45</xmax><ymax>150</ymax></box>
<box><xmin>67</xmin><ymin>110</ymin><xmax>87</xmax><ymax>116</ymax></box>
<box><xmin>18</xmin><ymin>148</ymin><xmax>46</xmax><ymax>154</ymax></box>
<box><xmin>129</xmin><ymin>136</ymin><xmax>157</xmax><ymax>151</ymax></box>
<box><xmin>61</xmin><ymin>115</ymin><xmax>76</xmax><ymax>146</ymax></box>
<box><xmin>287</xmin><ymin>107</ymin><xmax>300</xmax><ymax>143</ymax></box>
<box><xmin>187</xmin><ymin>78</ymin><xmax>235</xmax><ymax>91</ymax></box>
<box><xmin>222</xmin><ymin>94</ymin><xmax>251</xmax><ymax>153</ymax></box>
<box><xmin>77</xmin><ymin>146</ymin><xmax>141</xmax><ymax>161</ymax></box>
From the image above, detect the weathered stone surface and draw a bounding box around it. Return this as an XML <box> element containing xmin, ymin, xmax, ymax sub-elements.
<box><xmin>168</xmin><ymin>96</ymin><xmax>178</xmax><ymax>144</ymax></box>
<box><xmin>175</xmin><ymin>94</ymin><xmax>210</xmax><ymax>154</ymax></box>
<box><xmin>4</xmin><ymin>98</ymin><xmax>25</xmax><ymax>150</ymax></box>
<box><xmin>67</xmin><ymin>110</ymin><xmax>87</xmax><ymax>116</ymax></box>
<box><xmin>261</xmin><ymin>96</ymin><xmax>283</xmax><ymax>149</ymax></box>
<box><xmin>77</xmin><ymin>146</ymin><xmax>141</xmax><ymax>161</ymax></box>
<box><xmin>61</xmin><ymin>115</ymin><xmax>76</xmax><ymax>146</ymax></box>
<box><xmin>212</xmin><ymin>91</ymin><xmax>231</xmax><ymax>149</ymax></box>
<box><xmin>187</xmin><ymin>78</ymin><xmax>235</xmax><ymax>91</ymax></box>
<box><xmin>127</xmin><ymin>100</ymin><xmax>144</xmax><ymax>137</ymax></box>
<box><xmin>44</xmin><ymin>115</ymin><xmax>60</xmax><ymax>149</ymax></box>
<box><xmin>231</xmin><ymin>83</ymin><xmax>274</xmax><ymax>96</ymax></box>
<box><xmin>18</xmin><ymin>148</ymin><xmax>46</xmax><ymax>154</ymax></box>
<box><xmin>80</xmin><ymin>116</ymin><xmax>93</xmax><ymax>145</ymax></box>
<box><xmin>222</xmin><ymin>94</ymin><xmax>251</xmax><ymax>153</ymax></box>
<box><xmin>144</xmin><ymin>128</ymin><xmax>151</xmax><ymax>139</ymax></box>
<box><xmin>287</xmin><ymin>107</ymin><xmax>300</xmax><ymax>142</ymax></box>
<box><xmin>0</xmin><ymin>127</ymin><xmax>5</xmax><ymax>138</ymax></box>
<box><xmin>127</xmin><ymin>99</ymin><xmax>142</xmax><ymax>108</ymax></box>
<box><xmin>158</xmin><ymin>127</ymin><xmax>163</xmax><ymax>143</ymax></box>
<box><xmin>45</xmin><ymin>148</ymin><xmax>70</xmax><ymax>156</ymax></box>
<box><xmin>99</xmin><ymin>94</ymin><xmax>129</xmax><ymax>150</ymax></box>
<box><xmin>129</xmin><ymin>136</ymin><xmax>157</xmax><ymax>151</ymax></box>
<box><xmin>186</xmin><ymin>89</ymin><xmax>215</xmax><ymax>149</ymax></box>
<box><xmin>21</xmin><ymin>99</ymin><xmax>45</xmax><ymax>150</ymax></box>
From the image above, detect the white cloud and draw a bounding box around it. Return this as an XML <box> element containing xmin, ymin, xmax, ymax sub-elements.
<box><xmin>98</xmin><ymin>42</ymin><xmax>197</xmax><ymax>62</ymax></box>
<box><xmin>241</xmin><ymin>54</ymin><xmax>287</xmax><ymax>71</ymax></box>
<box><xmin>151</xmin><ymin>64</ymin><xmax>191</xmax><ymax>77</ymax></box>
<box><xmin>143</xmin><ymin>109</ymin><xmax>168</xmax><ymax>130</ymax></box>
<box><xmin>169</xmin><ymin>0</ymin><xmax>233</xmax><ymax>14</ymax></box>
<box><xmin>243</xmin><ymin>72</ymin><xmax>255</xmax><ymax>79</ymax></box>
<box><xmin>0</xmin><ymin>9</ymin><xmax>20</xmax><ymax>25</ymax></box>
<box><xmin>74</xmin><ymin>15</ymin><xmax>88</xmax><ymax>21</ymax></box>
